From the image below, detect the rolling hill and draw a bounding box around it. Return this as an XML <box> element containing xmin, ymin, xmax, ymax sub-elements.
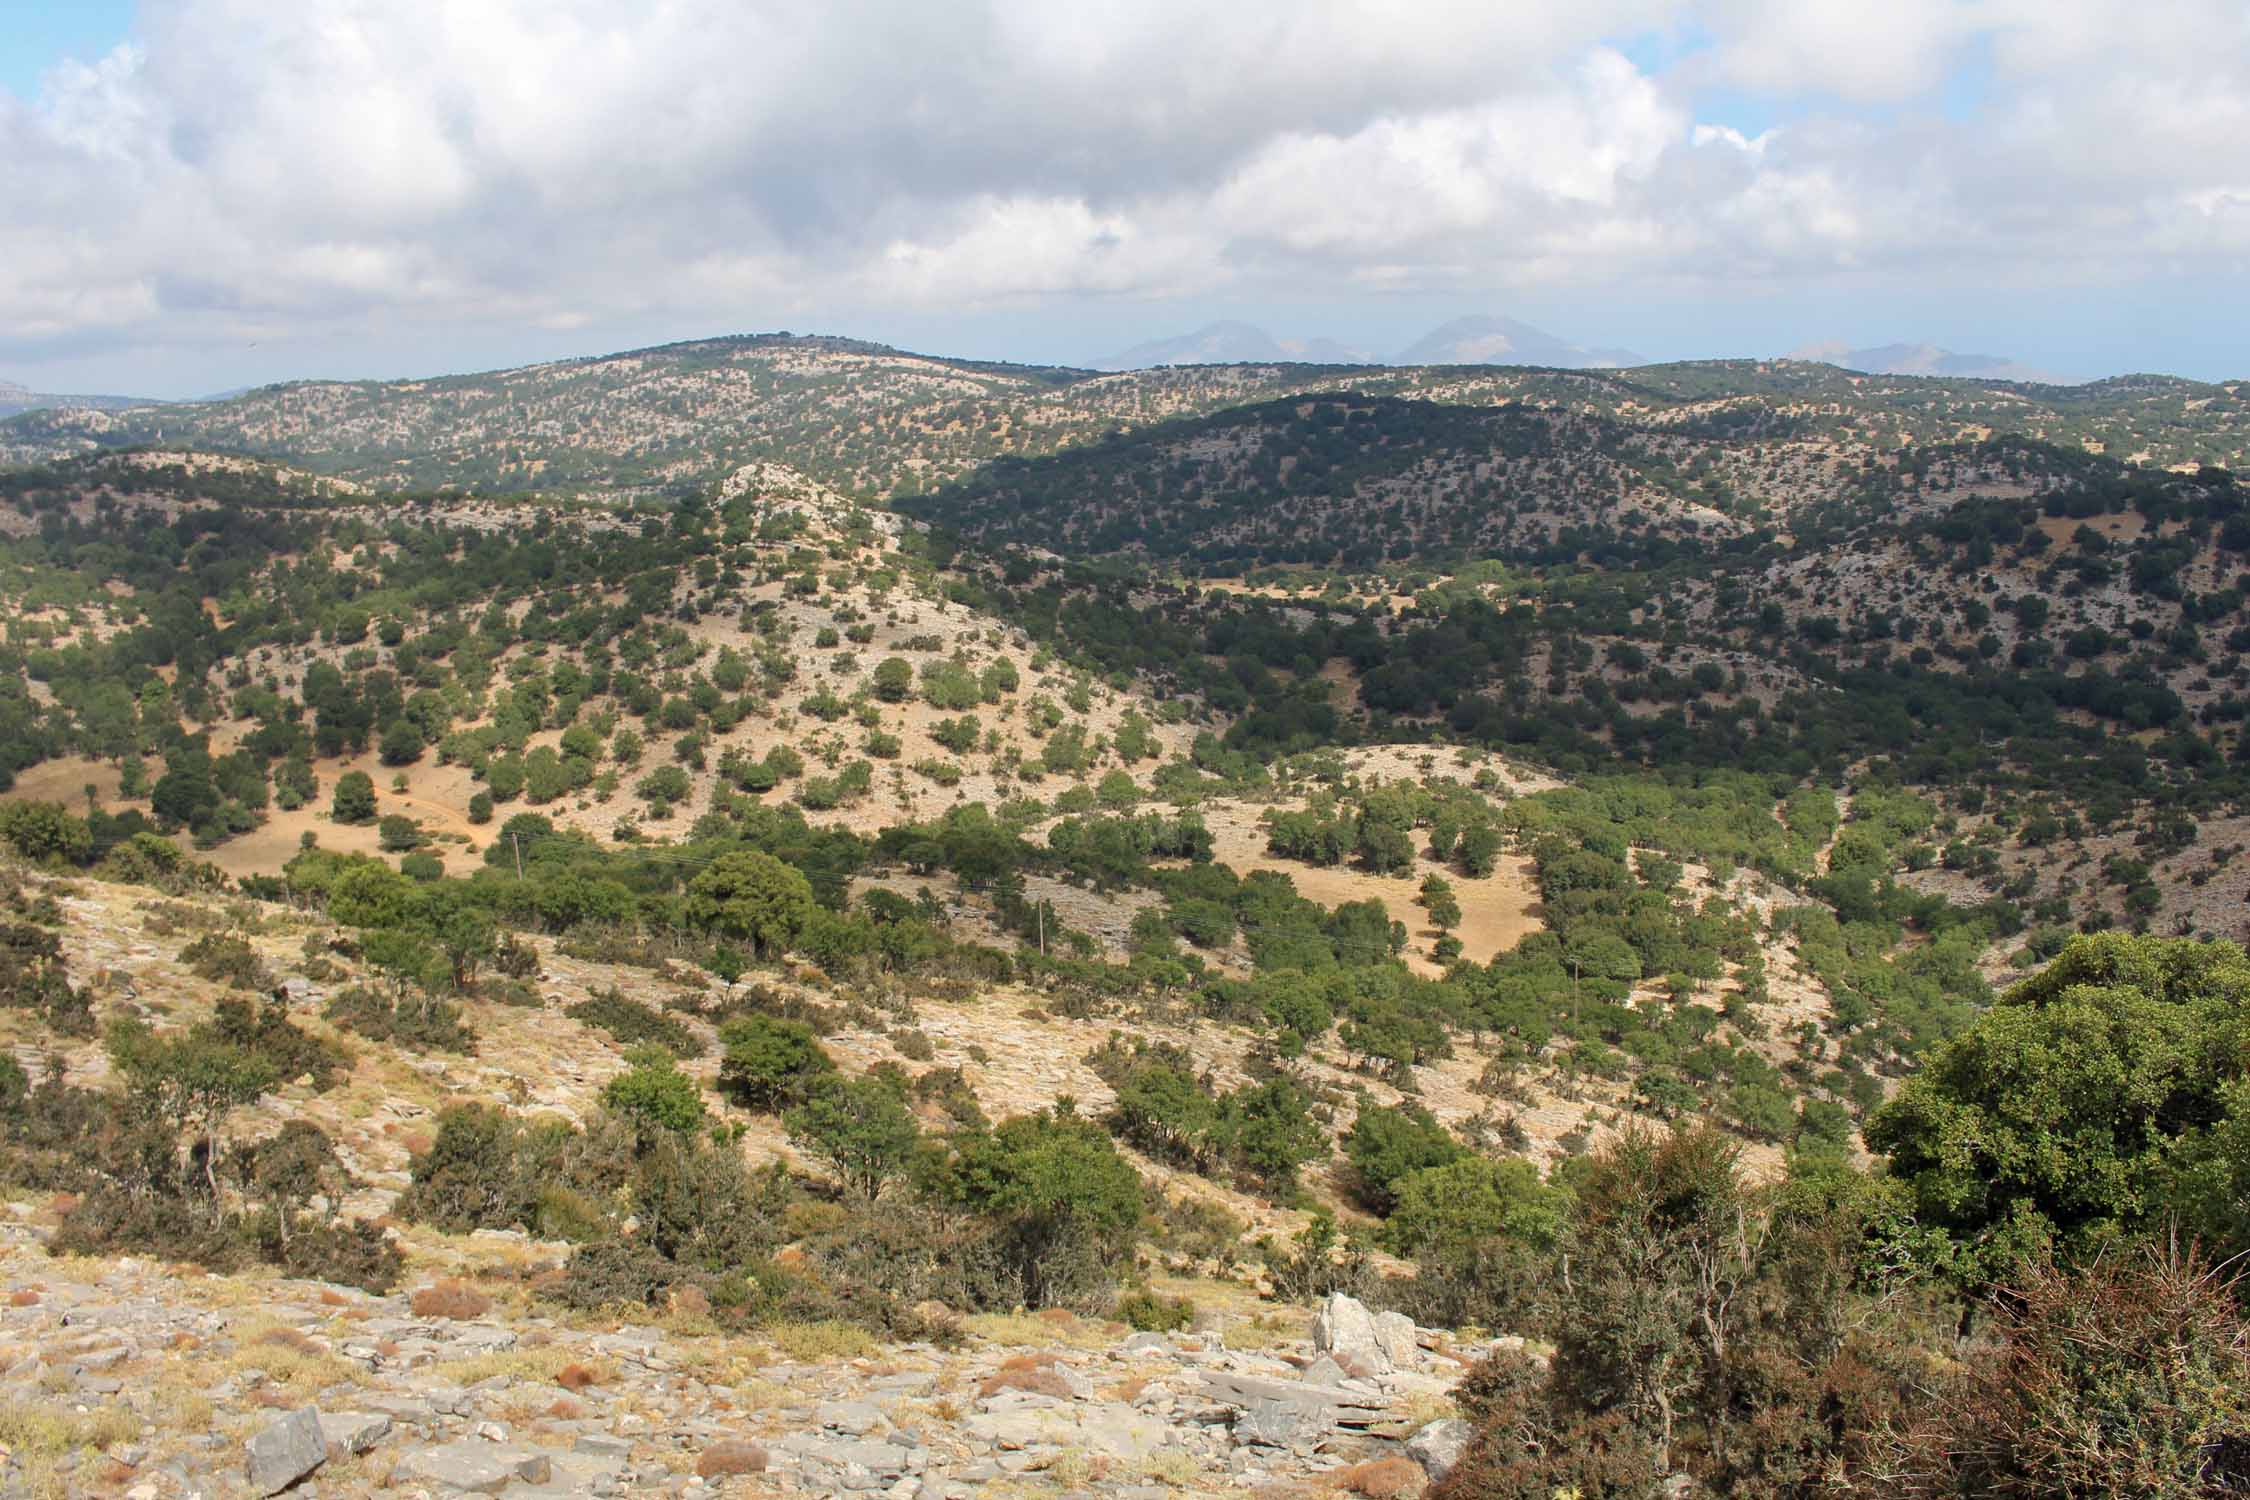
<box><xmin>4</xmin><ymin>334</ymin><xmax>2241</xmax><ymax>505</ymax></box>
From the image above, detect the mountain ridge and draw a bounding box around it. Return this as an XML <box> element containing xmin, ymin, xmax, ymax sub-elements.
<box><xmin>1392</xmin><ymin>314</ymin><xmax>1646</xmax><ymax>369</ymax></box>
<box><xmin>2</xmin><ymin>329</ymin><xmax>2242</xmax><ymax>500</ymax></box>
<box><xmin>0</xmin><ymin>379</ymin><xmax>165</xmax><ymax>420</ymax></box>
<box><xmin>1784</xmin><ymin>338</ymin><xmax>2080</xmax><ymax>385</ymax></box>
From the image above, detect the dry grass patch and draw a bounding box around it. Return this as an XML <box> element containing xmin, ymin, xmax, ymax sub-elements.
<box><xmin>1037</xmin><ymin>1449</ymin><xmax>1098</xmax><ymax>1488</ymax></box>
<box><xmin>964</xmin><ymin>1310</ymin><xmax>1114</xmax><ymax>1351</ymax></box>
<box><xmin>1136</xmin><ymin>1448</ymin><xmax>1201</xmax><ymax>1486</ymax></box>
<box><xmin>1327</xmin><ymin>1456</ymin><xmax>1425</xmax><ymax>1498</ymax></box>
<box><xmin>221</xmin><ymin>1321</ymin><xmax>356</xmax><ymax>1396</ymax></box>
<box><xmin>763</xmin><ymin>1319</ymin><xmax>877</xmax><ymax>1362</ymax></box>
<box><xmin>1382</xmin><ymin>1391</ymin><xmax>1459</xmax><ymax>1436</ymax></box>
<box><xmin>1220</xmin><ymin>1311</ymin><xmax>1303</xmax><ymax>1352</ymax></box>
<box><xmin>0</xmin><ymin>1400</ymin><xmax>140</xmax><ymax>1500</ymax></box>
<box><xmin>668</xmin><ymin>1342</ymin><xmax>774</xmax><ymax>1389</ymax></box>
<box><xmin>429</xmin><ymin>1346</ymin><xmax>587</xmax><ymax>1387</ymax></box>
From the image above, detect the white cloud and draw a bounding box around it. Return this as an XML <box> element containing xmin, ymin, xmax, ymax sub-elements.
<box><xmin>0</xmin><ymin>0</ymin><xmax>2245</xmax><ymax>374</ymax></box>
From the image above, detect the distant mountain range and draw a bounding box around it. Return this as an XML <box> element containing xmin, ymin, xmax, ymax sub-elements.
<box><xmin>1090</xmin><ymin>322</ymin><xmax>1376</xmax><ymax>371</ymax></box>
<box><xmin>1784</xmin><ymin>341</ymin><xmax>2079</xmax><ymax>385</ymax></box>
<box><xmin>1091</xmin><ymin>322</ymin><xmax>2088</xmax><ymax>385</ymax></box>
<box><xmin>1091</xmin><ymin>315</ymin><xmax>1645</xmax><ymax>373</ymax></box>
<box><xmin>1393</xmin><ymin>316</ymin><xmax>1647</xmax><ymax>370</ymax></box>
<box><xmin>0</xmin><ymin>381</ymin><xmax>162</xmax><ymax>419</ymax></box>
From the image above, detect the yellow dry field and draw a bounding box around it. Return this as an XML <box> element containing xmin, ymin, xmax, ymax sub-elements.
<box><xmin>1195</xmin><ymin>802</ymin><xmax>1541</xmax><ymax>978</ymax></box>
<box><xmin>1</xmin><ymin>748</ymin><xmax>489</xmax><ymax>880</ymax></box>
<box><xmin>4</xmin><ymin>756</ymin><xmax>125</xmax><ymax>808</ymax></box>
<box><xmin>2033</xmin><ymin>511</ymin><xmax>2146</xmax><ymax>547</ymax></box>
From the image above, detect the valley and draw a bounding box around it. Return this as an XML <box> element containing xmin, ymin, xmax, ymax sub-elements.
<box><xmin>0</xmin><ymin>339</ymin><xmax>2244</xmax><ymax>1498</ymax></box>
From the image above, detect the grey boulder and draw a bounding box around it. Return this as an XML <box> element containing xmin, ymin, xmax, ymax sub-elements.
<box><xmin>1407</xmin><ymin>1417</ymin><xmax>1475</xmax><ymax>1481</ymax></box>
<box><xmin>246</xmin><ymin>1407</ymin><xmax>327</xmax><ymax>1495</ymax></box>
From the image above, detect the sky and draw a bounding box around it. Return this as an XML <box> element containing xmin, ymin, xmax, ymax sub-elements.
<box><xmin>1</xmin><ymin>0</ymin><xmax>2245</xmax><ymax>398</ymax></box>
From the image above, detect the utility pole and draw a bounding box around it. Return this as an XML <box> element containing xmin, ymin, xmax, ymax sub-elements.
<box><xmin>512</xmin><ymin>832</ymin><xmax>524</xmax><ymax>880</ymax></box>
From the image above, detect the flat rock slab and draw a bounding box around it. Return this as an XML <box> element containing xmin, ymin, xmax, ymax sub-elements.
<box><xmin>496</xmin><ymin>1453</ymin><xmax>628</xmax><ymax>1498</ymax></box>
<box><xmin>393</xmin><ymin>1440</ymin><xmax>555</xmax><ymax>1494</ymax></box>
<box><xmin>318</xmin><ymin>1410</ymin><xmax>393</xmax><ymax>1459</ymax></box>
<box><xmin>965</xmin><ymin>1401</ymin><xmax>1174</xmax><ymax>1460</ymax></box>
<box><xmin>775</xmin><ymin>1433</ymin><xmax>924</xmax><ymax>1475</ymax></box>
<box><xmin>1197</xmin><ymin>1371</ymin><xmax>1388</xmax><ymax>1427</ymax></box>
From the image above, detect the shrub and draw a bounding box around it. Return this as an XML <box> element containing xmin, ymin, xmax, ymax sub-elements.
<box><xmin>949</xmin><ymin>1107</ymin><xmax>1145</xmax><ymax>1311</ymax></box>
<box><xmin>181</xmin><ymin>932</ymin><xmax>274</xmax><ymax>991</ymax></box>
<box><xmin>1116</xmin><ymin>1287</ymin><xmax>1195</xmax><ymax>1332</ymax></box>
<box><xmin>274</xmin><ymin>1217</ymin><xmax>401</xmax><ymax>1293</ymax></box>
<box><xmin>494</xmin><ymin>932</ymin><xmax>542</xmax><ymax>979</ymax></box>
<box><xmin>1900</xmin><ymin>1244</ymin><xmax>2250</xmax><ymax>1498</ymax></box>
<box><xmin>602</xmin><ymin>1047</ymin><xmax>708</xmax><ymax>1138</ymax></box>
<box><xmin>686</xmin><ymin>851</ymin><xmax>816</xmax><ymax>960</ymax></box>
<box><xmin>552</xmin><ymin>1238</ymin><xmax>679</xmax><ymax>1310</ymax></box>
<box><xmin>330</xmin><ymin>771</ymin><xmax>378</xmax><ymax>824</ymax></box>
<box><xmin>208</xmin><ymin>995</ymin><xmax>346</xmax><ymax>1092</ymax></box>
<box><xmin>1343</xmin><ymin>1103</ymin><xmax>1464</xmax><ymax>1214</ymax></box>
<box><xmin>1382</xmin><ymin>1155</ymin><xmax>1570</xmax><ymax>1262</ymax></box>
<box><xmin>717</xmin><ymin>1015</ymin><xmax>835</xmax><ymax>1110</ymax></box>
<box><xmin>409</xmin><ymin>1278</ymin><xmax>494</xmax><ymax>1320</ymax></box>
<box><xmin>379</xmin><ymin>719</ymin><xmax>425</xmax><ymax>766</ymax></box>
<box><xmin>566</xmin><ymin>988</ymin><xmax>703</xmax><ymax>1058</ymax></box>
<box><xmin>0</xmin><ymin>922</ymin><xmax>95</xmax><ymax>1036</ymax></box>
<box><xmin>786</xmin><ymin>1074</ymin><xmax>921</xmax><ymax>1200</ymax></box>
<box><xmin>1869</xmin><ymin>932</ymin><xmax>2250</xmax><ymax>1279</ymax></box>
<box><xmin>324</xmin><ymin>984</ymin><xmax>474</xmax><ymax>1053</ymax></box>
<box><xmin>0</xmin><ymin>800</ymin><xmax>91</xmax><ymax>864</ymax></box>
<box><xmin>395</xmin><ymin>1104</ymin><xmax>551</xmax><ymax>1233</ymax></box>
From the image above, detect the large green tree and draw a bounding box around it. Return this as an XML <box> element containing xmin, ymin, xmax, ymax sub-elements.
<box><xmin>786</xmin><ymin>1074</ymin><xmax>920</xmax><ymax>1200</ymax></box>
<box><xmin>1868</xmin><ymin>933</ymin><xmax>2250</xmax><ymax>1279</ymax></box>
<box><xmin>686</xmin><ymin>851</ymin><xmax>816</xmax><ymax>960</ymax></box>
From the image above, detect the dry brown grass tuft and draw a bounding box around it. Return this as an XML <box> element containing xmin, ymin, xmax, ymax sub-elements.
<box><xmin>696</xmin><ymin>1440</ymin><xmax>770</xmax><ymax>1478</ymax></box>
<box><xmin>556</xmin><ymin>1362</ymin><xmax>604</xmax><ymax>1391</ymax></box>
<box><xmin>1328</xmin><ymin>1455</ymin><xmax>1426</xmax><ymax>1498</ymax></box>
<box><xmin>409</xmin><ymin>1278</ymin><xmax>493</xmax><ymax>1320</ymax></box>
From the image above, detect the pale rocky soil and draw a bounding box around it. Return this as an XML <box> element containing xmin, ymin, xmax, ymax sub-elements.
<box><xmin>0</xmin><ymin>1227</ymin><xmax>1484</xmax><ymax>1500</ymax></box>
<box><xmin>0</xmin><ymin>871</ymin><xmax>1536</xmax><ymax>1500</ymax></box>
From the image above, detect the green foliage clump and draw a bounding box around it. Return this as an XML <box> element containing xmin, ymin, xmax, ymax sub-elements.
<box><xmin>716</xmin><ymin>1014</ymin><xmax>834</xmax><ymax>1111</ymax></box>
<box><xmin>566</xmin><ymin>987</ymin><xmax>704</xmax><ymax>1059</ymax></box>
<box><xmin>1869</xmin><ymin>932</ymin><xmax>2250</xmax><ymax>1279</ymax></box>
<box><xmin>1381</xmin><ymin>1155</ymin><xmax>1569</xmax><ymax>1261</ymax></box>
<box><xmin>180</xmin><ymin>931</ymin><xmax>273</xmax><ymax>991</ymax></box>
<box><xmin>687</xmin><ymin>851</ymin><xmax>816</xmax><ymax>960</ymax></box>
<box><xmin>330</xmin><ymin>770</ymin><xmax>378</xmax><ymax>824</ymax></box>
<box><xmin>1892</xmin><ymin>1243</ymin><xmax>2250</xmax><ymax>1499</ymax></box>
<box><xmin>1093</xmin><ymin>1039</ymin><xmax>1326</xmax><ymax>1197</ymax></box>
<box><xmin>1343</xmin><ymin>1103</ymin><xmax>1463</xmax><ymax>1214</ymax></box>
<box><xmin>0</xmin><ymin>921</ymin><xmax>94</xmax><ymax>1036</ymax></box>
<box><xmin>602</xmin><ymin>1046</ymin><xmax>708</xmax><ymax>1139</ymax></box>
<box><xmin>948</xmin><ymin>1105</ymin><xmax>1145</xmax><ymax>1311</ymax></box>
<box><xmin>785</xmin><ymin>1072</ymin><xmax>921</xmax><ymax>1200</ymax></box>
<box><xmin>1115</xmin><ymin>1287</ymin><xmax>1195</xmax><ymax>1332</ymax></box>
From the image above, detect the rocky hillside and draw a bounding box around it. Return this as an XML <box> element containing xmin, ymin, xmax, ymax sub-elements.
<box><xmin>3</xmin><ymin>334</ymin><xmax>2242</xmax><ymax>504</ymax></box>
<box><xmin>1</xmin><ymin>1234</ymin><xmax>1477</xmax><ymax>1499</ymax></box>
<box><xmin>900</xmin><ymin>396</ymin><xmax>1752</xmax><ymax>569</ymax></box>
